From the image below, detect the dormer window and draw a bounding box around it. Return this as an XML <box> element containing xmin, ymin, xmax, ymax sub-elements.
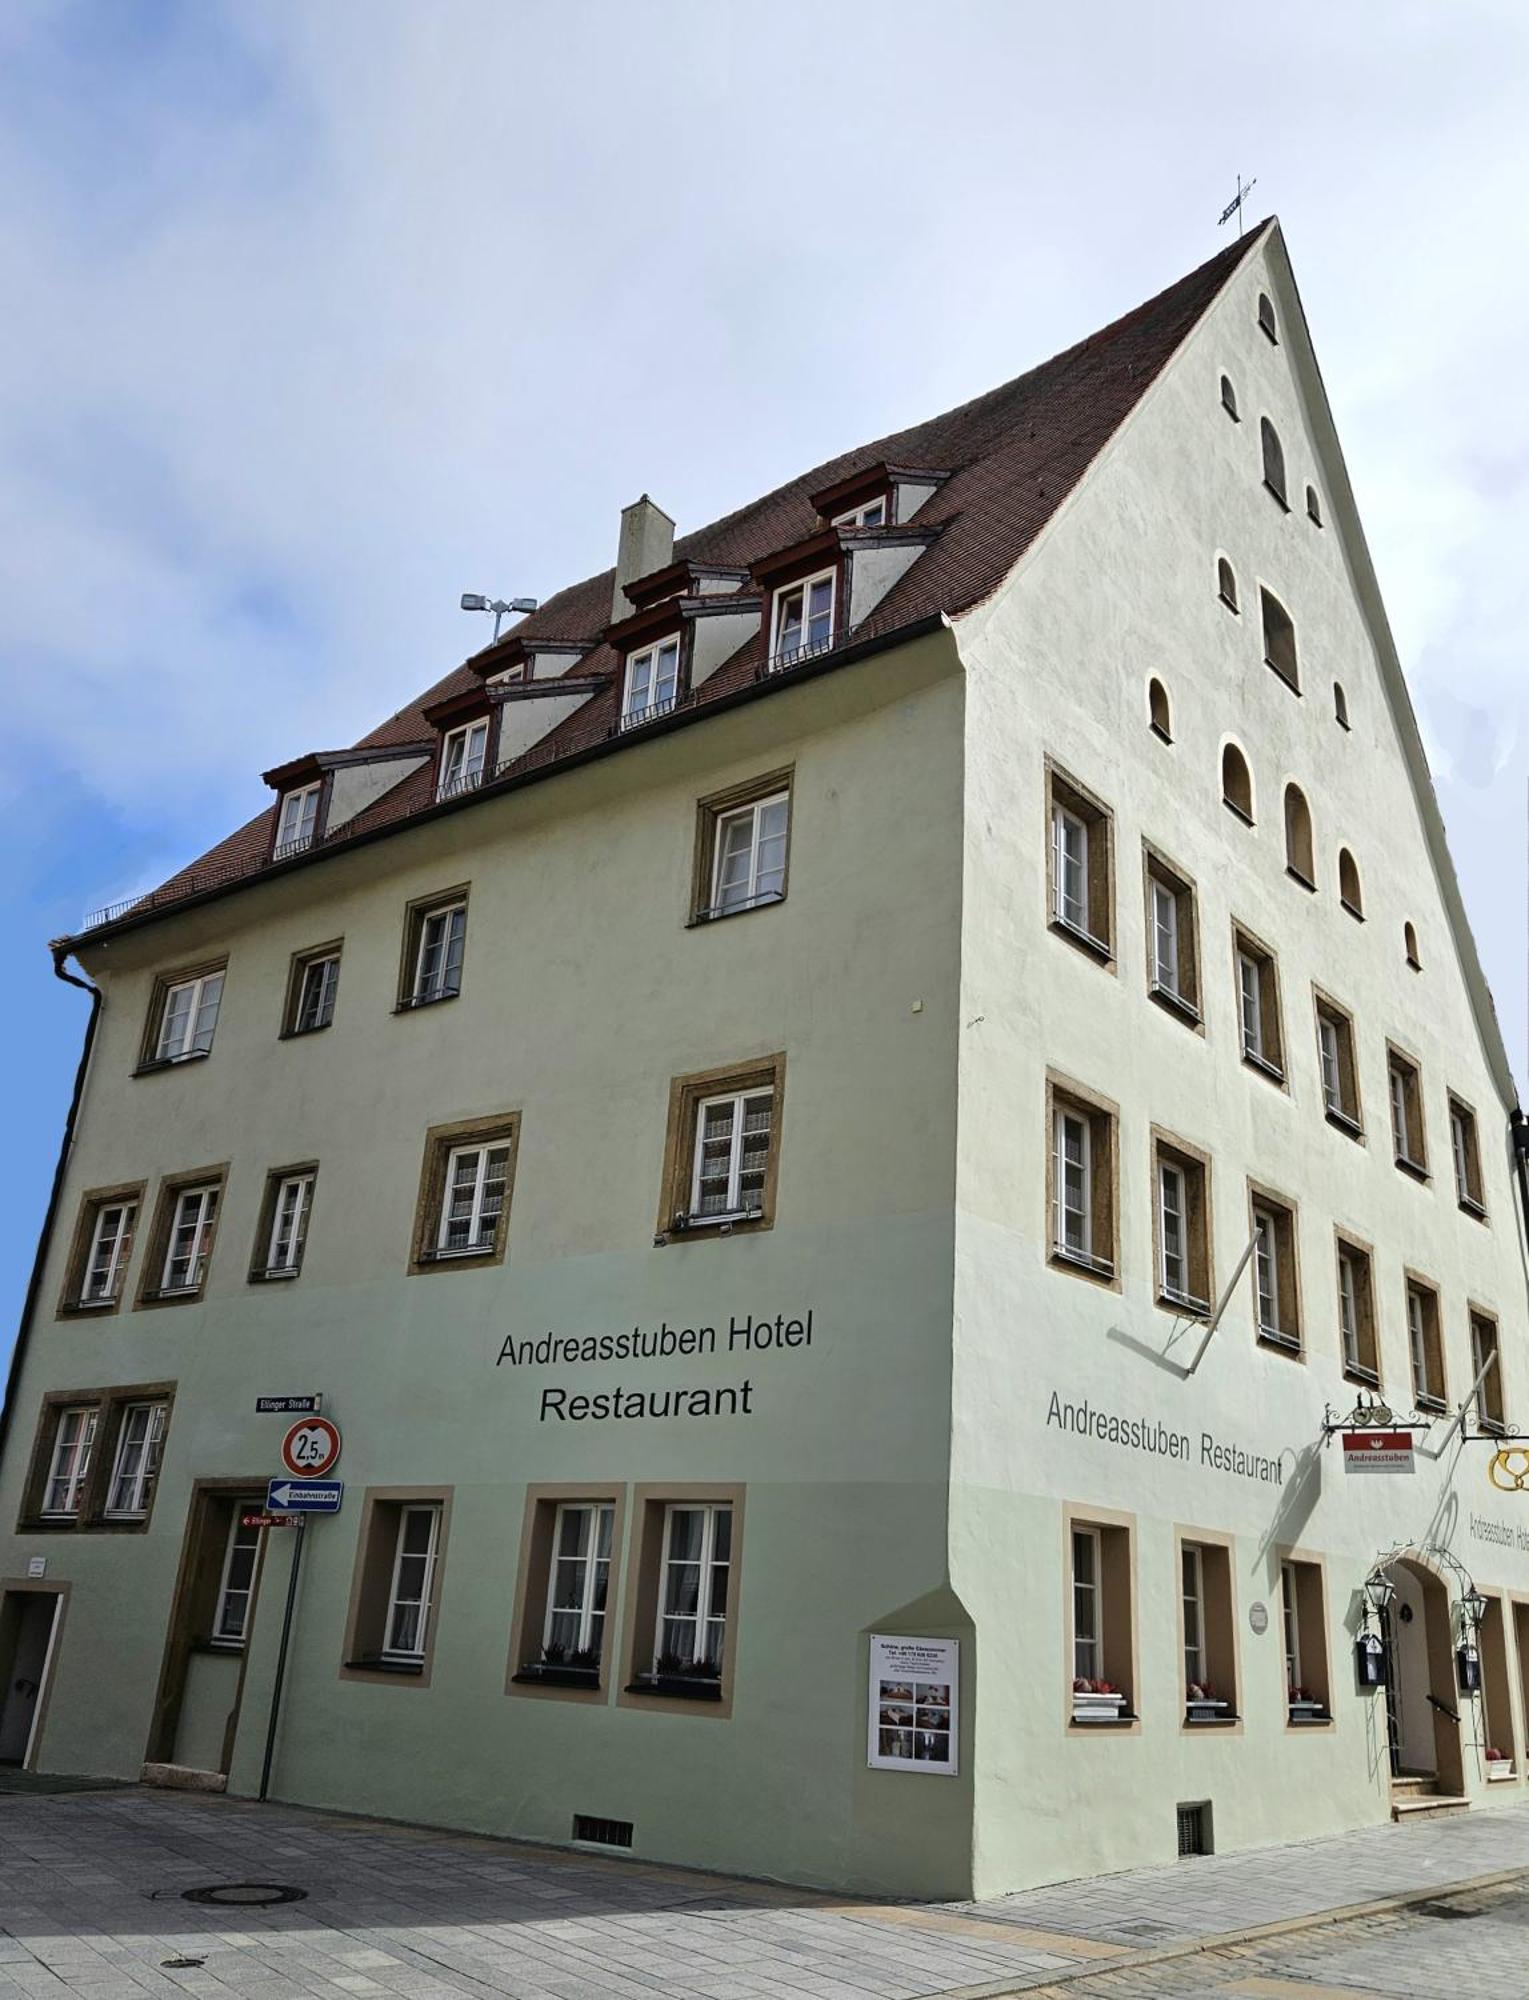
<box><xmin>622</xmin><ymin>637</ymin><xmax>680</xmax><ymax>728</ymax></box>
<box><xmin>438</xmin><ymin>719</ymin><xmax>488</xmax><ymax>801</ymax></box>
<box><xmin>275</xmin><ymin>782</ymin><xmax>320</xmax><ymax>858</ymax></box>
<box><xmin>832</xmin><ymin>497</ymin><xmax>887</xmax><ymax>528</ymax></box>
<box><xmin>771</xmin><ymin>570</ymin><xmax>835</xmax><ymax>666</ymax></box>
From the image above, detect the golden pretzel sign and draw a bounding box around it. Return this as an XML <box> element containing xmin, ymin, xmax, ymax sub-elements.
<box><xmin>1488</xmin><ymin>1448</ymin><xmax>1529</xmax><ymax>1492</ymax></box>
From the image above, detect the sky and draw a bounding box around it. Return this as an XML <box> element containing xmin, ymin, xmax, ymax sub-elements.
<box><xmin>1</xmin><ymin>0</ymin><xmax>1526</xmax><ymax>1365</ymax></box>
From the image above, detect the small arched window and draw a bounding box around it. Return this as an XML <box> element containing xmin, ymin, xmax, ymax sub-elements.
<box><xmin>1284</xmin><ymin>783</ymin><xmax>1314</xmax><ymax>886</ymax></box>
<box><xmin>1220</xmin><ymin>374</ymin><xmax>1239</xmax><ymax>421</ymax></box>
<box><xmin>1333</xmin><ymin>681</ymin><xmax>1349</xmax><ymax>730</ymax></box>
<box><xmin>1338</xmin><ymin>847</ymin><xmax>1363</xmax><ymax>918</ymax></box>
<box><xmin>1306</xmin><ymin>484</ymin><xmax>1322</xmax><ymax>525</ymax></box>
<box><xmin>1148</xmin><ymin>677</ymin><xmax>1172</xmax><ymax>742</ymax></box>
<box><xmin>1222</xmin><ymin>743</ymin><xmax>1254</xmax><ymax>823</ymax></box>
<box><xmin>1258</xmin><ymin>292</ymin><xmax>1278</xmax><ymax>342</ymax></box>
<box><xmin>1217</xmin><ymin>557</ymin><xmax>1239</xmax><ymax>612</ymax></box>
<box><xmin>1261</xmin><ymin>587</ymin><xmax>1299</xmax><ymax>690</ymax></box>
<box><xmin>1260</xmin><ymin>419</ymin><xmax>1288</xmax><ymax>506</ymax></box>
<box><xmin>1404</xmin><ymin>921</ymin><xmax>1421</xmax><ymax>970</ymax></box>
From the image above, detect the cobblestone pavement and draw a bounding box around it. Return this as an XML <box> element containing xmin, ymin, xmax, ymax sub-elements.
<box><xmin>0</xmin><ymin>1788</ymin><xmax>1525</xmax><ymax>2000</ymax></box>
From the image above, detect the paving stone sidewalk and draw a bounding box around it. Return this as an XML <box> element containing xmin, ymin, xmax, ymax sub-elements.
<box><xmin>0</xmin><ymin>1787</ymin><xmax>1524</xmax><ymax>2000</ymax></box>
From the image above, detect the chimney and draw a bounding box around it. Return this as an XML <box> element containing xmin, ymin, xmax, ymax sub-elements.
<box><xmin>611</xmin><ymin>494</ymin><xmax>676</xmax><ymax>623</ymax></box>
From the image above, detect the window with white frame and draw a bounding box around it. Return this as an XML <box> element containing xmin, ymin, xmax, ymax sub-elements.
<box><xmin>690</xmin><ymin>1089</ymin><xmax>772</xmax><ymax>1223</ymax></box>
<box><xmin>159</xmin><ymin>1184</ymin><xmax>219</xmax><ymax>1295</ymax></box>
<box><xmin>1280</xmin><ymin>1561</ymin><xmax>1302</xmax><ymax>1693</ymax></box>
<box><xmin>1388</xmin><ymin>1049</ymin><xmax>1427</xmax><ymax>1174</ymax></box>
<box><xmin>408</xmin><ymin>901</ymin><xmax>466</xmax><ymax>1006</ymax></box>
<box><xmin>1072</xmin><ymin>1526</ymin><xmax>1102</xmax><ymax>1682</ymax></box>
<box><xmin>1235</xmin><ymin>932</ymin><xmax>1282</xmax><ymax>1077</ymax></box>
<box><xmin>1159</xmin><ymin>1158</ymin><xmax>1190</xmax><ymax>1300</ymax></box>
<box><xmin>80</xmin><ymin>1198</ymin><xmax>136</xmax><ymax>1306</ymax></box>
<box><xmin>275</xmin><ymin>782</ymin><xmax>321</xmax><ymax>855</ymax></box>
<box><xmin>213</xmin><ymin>1511</ymin><xmax>262</xmax><ymax>1646</ymax></box>
<box><xmin>154</xmin><ymin>969</ymin><xmax>225</xmax><ymax>1064</ymax></box>
<box><xmin>437</xmin><ymin>1143</ymin><xmax>510</xmax><ymax>1255</ymax></box>
<box><xmin>1046</xmin><ymin>767</ymin><xmax>1112</xmax><ymax>957</ymax></box>
<box><xmin>1055</xmin><ymin>1108</ymin><xmax>1092</xmax><ymax>1263</ymax></box>
<box><xmin>1182</xmin><ymin>1544</ymin><xmax>1206</xmax><ymax>1689</ymax></box>
<box><xmin>654</xmin><ymin>1502</ymin><xmax>731</xmax><ymax>1672</ymax></box>
<box><xmin>1252</xmin><ymin>1200</ymin><xmax>1301</xmax><ymax>1349</ymax></box>
<box><xmin>1337</xmin><ymin>1240</ymin><xmax>1379</xmax><ymax>1383</ymax></box>
<box><xmin>771</xmin><ymin>571</ymin><xmax>835</xmax><ymax>665</ymax></box>
<box><xmin>262</xmin><ymin>1172</ymin><xmax>313</xmax><ymax>1277</ymax></box>
<box><xmin>437</xmin><ymin>719</ymin><xmax>489</xmax><ymax>800</ymax></box>
<box><xmin>1449</xmin><ymin>1097</ymin><xmax>1485</xmax><ymax>1215</ymax></box>
<box><xmin>383</xmin><ymin>1504</ymin><xmax>442</xmax><ymax>1661</ymax></box>
<box><xmin>1145</xmin><ymin>851</ymin><xmax>1198</xmax><ymax>1019</ymax></box>
<box><xmin>1316</xmin><ymin>998</ymin><xmax>1360</xmax><ymax>1131</ymax></box>
<box><xmin>1154</xmin><ymin>1139</ymin><xmax>1210</xmax><ymax>1313</ymax></box>
<box><xmin>1053</xmin><ymin>804</ymin><xmax>1090</xmax><ymax>933</ymax></box>
<box><xmin>1151</xmin><ymin>875</ymin><xmax>1180</xmax><ymax>993</ymax></box>
<box><xmin>622</xmin><ymin>637</ymin><xmax>680</xmax><ymax>724</ymax></box>
<box><xmin>1407</xmin><ymin>1280</ymin><xmax>1446</xmax><ymax>1407</ymax></box>
<box><xmin>1471</xmin><ymin>1311</ymin><xmax>1506</xmax><ymax>1431</ymax></box>
<box><xmin>291</xmin><ymin>950</ymin><xmax>340</xmax><ymax>1034</ymax></box>
<box><xmin>832</xmin><ymin>497</ymin><xmax>887</xmax><ymax>528</ymax></box>
<box><xmin>42</xmin><ymin>1407</ymin><xmax>96</xmax><ymax>1516</ymax></box>
<box><xmin>709</xmin><ymin>792</ymin><xmax>789</xmax><ymax>916</ymax></box>
<box><xmin>105</xmin><ymin>1402</ymin><xmax>167</xmax><ymax>1518</ymax></box>
<box><xmin>542</xmin><ymin>1502</ymin><xmax>614</xmax><ymax>1662</ymax></box>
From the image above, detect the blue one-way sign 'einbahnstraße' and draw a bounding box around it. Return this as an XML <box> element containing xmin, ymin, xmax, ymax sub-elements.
<box><xmin>266</xmin><ymin>1478</ymin><xmax>344</xmax><ymax>1514</ymax></box>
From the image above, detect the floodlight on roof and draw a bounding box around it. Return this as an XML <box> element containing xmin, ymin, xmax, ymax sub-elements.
<box><xmin>459</xmin><ymin>592</ymin><xmax>539</xmax><ymax>642</ymax></box>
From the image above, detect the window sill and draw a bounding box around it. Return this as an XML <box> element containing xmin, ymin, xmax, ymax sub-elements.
<box><xmin>1049</xmin><ymin>916</ymin><xmax>1113</xmax><ymax>966</ymax></box>
<box><xmin>17</xmin><ymin>1515</ymin><xmax>82</xmax><ymax>1534</ymax></box>
<box><xmin>133</xmin><ymin>1051</ymin><xmax>212</xmax><ymax>1078</ymax></box>
<box><xmin>345</xmin><ymin>1656</ymin><xmax>425</xmax><ymax>1676</ymax></box>
<box><xmin>1159</xmin><ymin>1287</ymin><xmax>1213</xmax><ymax>1319</ymax></box>
<box><xmin>1416</xmin><ymin>1394</ymin><xmax>1449</xmax><ymax>1415</ymax></box>
<box><xmin>137</xmin><ymin>1286</ymin><xmax>206</xmax><ymax>1309</ymax></box>
<box><xmin>277</xmin><ymin>1022</ymin><xmax>333</xmax><ymax>1042</ymax></box>
<box><xmin>1286</xmin><ymin>1710</ymin><xmax>1332</xmax><ymax>1727</ymax></box>
<box><xmin>1458</xmin><ymin>1196</ymin><xmax>1488</xmax><ymax>1223</ymax></box>
<box><xmin>1222</xmin><ymin>798</ymin><xmax>1255</xmax><ymax>826</ymax></box>
<box><xmin>1150</xmin><ymin>722</ymin><xmax>1173</xmax><ymax>744</ymax></box>
<box><xmin>1183</xmin><ymin>1710</ymin><xmax>1239</xmax><ymax>1727</ymax></box>
<box><xmin>58</xmin><ymin>1295</ymin><xmax>123</xmax><ymax>1316</ymax></box>
<box><xmin>1343</xmin><ymin>1362</ymin><xmax>1382</xmax><ymax>1391</ymax></box>
<box><xmin>687</xmin><ymin>892</ymin><xmax>785</xmax><ymax>928</ymax></box>
<box><xmin>1242</xmin><ymin>1049</ymin><xmax>1286</xmax><ymax>1086</ymax></box>
<box><xmin>191</xmin><ymin>1638</ymin><xmax>247</xmax><ymax>1657</ymax></box>
<box><xmin>1341</xmin><ymin>901</ymin><xmax>1365</xmax><ymax>922</ymax></box>
<box><xmin>1218</xmin><ymin>591</ymin><xmax>1240</xmax><ymax>614</ymax></box>
<box><xmin>1258</xmin><ymin>1326</ymin><xmax>1302</xmax><ymax>1357</ymax></box>
<box><xmin>1149</xmin><ymin>982</ymin><xmax>1201</xmax><ymax>1026</ymax></box>
<box><xmin>249</xmin><ymin>1266</ymin><xmax>301</xmax><ymax>1284</ymax></box>
<box><xmin>624</xmin><ymin>1675</ymin><xmax>724</xmax><ymax>1703</ymax></box>
<box><xmin>1263</xmin><ymin>481</ymin><xmax>1291</xmax><ymax>512</ymax></box>
<box><xmin>412</xmin><ymin>1243</ymin><xmax>501</xmax><ymax>1272</ymax></box>
<box><xmin>394</xmin><ymin>990</ymin><xmax>461</xmax><ymax>1014</ymax></box>
<box><xmin>1393</xmin><ymin>1153</ymin><xmax>1430</xmax><ymax>1184</ymax></box>
<box><xmin>1284</xmin><ymin>865</ymin><xmax>1316</xmax><ymax>892</ymax></box>
<box><xmin>1267</xmin><ymin>664</ymin><xmax>1302</xmax><ymax>695</ymax></box>
<box><xmin>1324</xmin><ymin>1106</ymin><xmax>1364</xmax><ymax>1141</ymax></box>
<box><xmin>1051</xmin><ymin>1245</ymin><xmax>1116</xmax><ymax>1284</ymax></box>
<box><xmin>513</xmin><ymin>1664</ymin><xmax>602</xmax><ymax>1690</ymax></box>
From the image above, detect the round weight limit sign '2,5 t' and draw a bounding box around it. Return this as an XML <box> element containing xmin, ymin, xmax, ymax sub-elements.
<box><xmin>280</xmin><ymin>1416</ymin><xmax>341</xmax><ymax>1479</ymax></box>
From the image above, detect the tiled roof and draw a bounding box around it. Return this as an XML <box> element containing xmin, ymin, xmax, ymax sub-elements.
<box><xmin>83</xmin><ymin>226</ymin><xmax>1265</xmax><ymax>939</ymax></box>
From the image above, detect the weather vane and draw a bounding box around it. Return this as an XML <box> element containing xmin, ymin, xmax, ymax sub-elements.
<box><xmin>1218</xmin><ymin>174</ymin><xmax>1258</xmax><ymax>236</ymax></box>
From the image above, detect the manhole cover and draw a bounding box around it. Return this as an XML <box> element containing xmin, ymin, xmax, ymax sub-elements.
<box><xmin>182</xmin><ymin>1883</ymin><xmax>307</xmax><ymax>1908</ymax></box>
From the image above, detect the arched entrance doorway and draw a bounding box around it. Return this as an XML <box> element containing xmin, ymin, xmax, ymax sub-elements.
<box><xmin>1378</xmin><ymin>1555</ymin><xmax>1465</xmax><ymax>1799</ymax></box>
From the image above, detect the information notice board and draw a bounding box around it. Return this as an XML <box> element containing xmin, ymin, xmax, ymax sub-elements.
<box><xmin>866</xmin><ymin>1634</ymin><xmax>958</xmax><ymax>1776</ymax></box>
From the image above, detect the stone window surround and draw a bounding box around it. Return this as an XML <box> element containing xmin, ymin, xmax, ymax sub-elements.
<box><xmin>504</xmin><ymin>1482</ymin><xmax>629</xmax><ymax>1707</ymax></box>
<box><xmin>338</xmin><ymin>1486</ymin><xmax>454</xmax><ymax>1689</ymax></box>
<box><xmin>615</xmin><ymin>1481</ymin><xmax>746</xmax><ymax>1720</ymax></box>
<box><xmin>407</xmin><ymin>1113</ymin><xmax>521</xmax><ymax>1275</ymax></box>
<box><xmin>687</xmin><ymin>767</ymin><xmax>794</xmax><ymax>928</ymax></box>
<box><xmin>134</xmin><ymin>1164</ymin><xmax>229</xmax><ymax>1311</ymax></box>
<box><xmin>15</xmin><ymin>1381</ymin><xmax>176</xmax><ymax>1535</ymax></box>
<box><xmin>56</xmin><ymin>1179</ymin><xmax>146</xmax><ymax>1319</ymax></box>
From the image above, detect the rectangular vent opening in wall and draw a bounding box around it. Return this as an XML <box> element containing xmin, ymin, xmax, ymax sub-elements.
<box><xmin>1176</xmin><ymin>1801</ymin><xmax>1212</xmax><ymax>1858</ymax></box>
<box><xmin>573</xmin><ymin>1814</ymin><xmax>633</xmax><ymax>1849</ymax></box>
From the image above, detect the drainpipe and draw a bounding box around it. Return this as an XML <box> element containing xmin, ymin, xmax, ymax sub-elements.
<box><xmin>0</xmin><ymin>947</ymin><xmax>102</xmax><ymax>1467</ymax></box>
<box><xmin>1511</xmin><ymin>1109</ymin><xmax>1529</xmax><ymax>1261</ymax></box>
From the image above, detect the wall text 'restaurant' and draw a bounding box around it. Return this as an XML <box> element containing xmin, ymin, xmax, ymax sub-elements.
<box><xmin>540</xmin><ymin>1382</ymin><xmax>754</xmax><ymax>1422</ymax></box>
<box><xmin>497</xmin><ymin>1312</ymin><xmax>812</xmax><ymax>1368</ymax></box>
<box><xmin>1046</xmin><ymin>1391</ymin><xmax>1284</xmax><ymax>1485</ymax></box>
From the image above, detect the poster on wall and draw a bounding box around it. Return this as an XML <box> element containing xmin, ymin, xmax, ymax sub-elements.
<box><xmin>867</xmin><ymin>1634</ymin><xmax>959</xmax><ymax>1776</ymax></box>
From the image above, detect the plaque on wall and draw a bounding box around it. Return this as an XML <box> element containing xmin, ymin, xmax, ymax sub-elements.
<box><xmin>867</xmin><ymin>1634</ymin><xmax>959</xmax><ymax>1776</ymax></box>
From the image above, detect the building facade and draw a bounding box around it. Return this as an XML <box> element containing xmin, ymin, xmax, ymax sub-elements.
<box><xmin>2</xmin><ymin>221</ymin><xmax>1527</xmax><ymax>1899</ymax></box>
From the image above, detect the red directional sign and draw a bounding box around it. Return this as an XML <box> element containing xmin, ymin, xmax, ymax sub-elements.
<box><xmin>280</xmin><ymin>1415</ymin><xmax>341</xmax><ymax>1479</ymax></box>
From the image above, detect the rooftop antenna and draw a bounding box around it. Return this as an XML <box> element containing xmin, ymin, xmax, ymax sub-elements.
<box><xmin>1218</xmin><ymin>175</ymin><xmax>1258</xmax><ymax>237</ymax></box>
<box><xmin>460</xmin><ymin>592</ymin><xmax>538</xmax><ymax>643</ymax></box>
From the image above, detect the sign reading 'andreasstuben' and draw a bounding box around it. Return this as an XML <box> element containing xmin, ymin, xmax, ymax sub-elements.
<box><xmin>495</xmin><ymin>1310</ymin><xmax>814</xmax><ymax>1422</ymax></box>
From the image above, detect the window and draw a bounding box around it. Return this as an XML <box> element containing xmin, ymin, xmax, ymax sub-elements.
<box><xmin>1216</xmin><ymin>556</ymin><xmax>1239</xmax><ymax>611</ymax></box>
<box><xmin>60</xmin><ymin>1186</ymin><xmax>142</xmax><ymax>1313</ymax></box>
<box><xmin>1047</xmin><ymin>1078</ymin><xmax>1117</xmax><ymax>1282</ymax></box>
<box><xmin>1283</xmin><ymin>782</ymin><xmax>1314</xmax><ymax>884</ymax></box>
<box><xmin>1406</xmin><ymin>1279</ymin><xmax>1446</xmax><ymax>1408</ymax></box>
<box><xmin>1315</xmin><ymin>994</ymin><xmax>1361</xmax><ymax>1132</ymax></box>
<box><xmin>1180</xmin><ymin>1537</ymin><xmax>1237</xmax><ymax>1721</ymax></box>
<box><xmin>1281</xmin><ymin>1559</ymin><xmax>1331</xmax><ymax>1721</ymax></box>
<box><xmin>1334</xmin><ymin>681</ymin><xmax>1349</xmax><ymax>729</ymax></box>
<box><xmin>158</xmin><ymin>1184</ymin><xmax>220</xmax><ymax>1297</ymax></box>
<box><xmin>341</xmin><ymin>1489</ymin><xmax>452</xmax><ymax>1683</ymax></box>
<box><xmin>410</xmin><ymin>1115</ymin><xmax>519</xmax><ymax>1272</ymax></box>
<box><xmin>251</xmin><ymin>1167</ymin><xmax>316</xmax><ymax>1281</ymax></box>
<box><xmin>1144</xmin><ymin>847</ymin><xmax>1200</xmax><ymax>1021</ymax></box>
<box><xmin>1234</xmin><ymin>928</ymin><xmax>1284</xmax><ymax>1079</ymax></box>
<box><xmin>144</xmin><ymin>964</ymin><xmax>225</xmax><ymax>1068</ymax></box>
<box><xmin>1219</xmin><ymin>373</ymin><xmax>1239</xmax><ymax>420</ymax></box>
<box><xmin>1306</xmin><ymin>484</ymin><xmax>1322</xmax><ymax>526</ymax></box>
<box><xmin>659</xmin><ymin>1056</ymin><xmax>784</xmax><ymax>1240</ymax></box>
<box><xmin>653</xmin><ymin>1503</ymin><xmax>731</xmax><ymax>1679</ymax></box>
<box><xmin>105</xmin><ymin>1402</ymin><xmax>167</xmax><ymax>1518</ymax></box>
<box><xmin>770</xmin><ymin>571</ymin><xmax>836</xmax><ymax>665</ymax></box>
<box><xmin>832</xmin><ymin>497</ymin><xmax>887</xmax><ymax>527</ymax></box>
<box><xmin>1221</xmin><ymin>743</ymin><xmax>1254</xmax><ymax>822</ymax></box>
<box><xmin>213</xmin><ymin>1512</ymin><xmax>262</xmax><ymax>1646</ymax></box>
<box><xmin>1404</xmin><ymin>920</ymin><xmax>1421</xmax><ymax>970</ymax></box>
<box><xmin>1262</xmin><ymin>590</ymin><xmax>1300</xmax><ymax>691</ymax></box>
<box><xmin>1260</xmin><ymin>418</ymin><xmax>1288</xmax><ymax>507</ymax></box>
<box><xmin>542</xmin><ymin>1503</ymin><xmax>614</xmax><ymax>1662</ymax></box>
<box><xmin>1250</xmin><ymin>1190</ymin><xmax>1300</xmax><ymax>1352</ymax></box>
<box><xmin>1338</xmin><ymin>847</ymin><xmax>1363</xmax><ymax>918</ymax></box>
<box><xmin>1257</xmin><ymin>292</ymin><xmax>1278</xmax><ymax>342</ymax></box>
<box><xmin>1337</xmin><ymin>1237</ymin><xmax>1380</xmax><ymax>1384</ymax></box>
<box><xmin>1449</xmin><ymin>1096</ymin><xmax>1486</xmax><ymax>1216</ymax></box>
<box><xmin>1046</xmin><ymin>764</ymin><xmax>1113</xmax><ymax>960</ymax></box>
<box><xmin>399</xmin><ymin>891</ymin><xmax>468</xmax><ymax>1008</ymax></box>
<box><xmin>1148</xmin><ymin>677</ymin><xmax>1172</xmax><ymax>741</ymax></box>
<box><xmin>508</xmin><ymin>1486</ymin><xmax>625</xmax><ymax>1698</ymax></box>
<box><xmin>41</xmin><ymin>1407</ymin><xmax>96</xmax><ymax>1517</ymax></box>
<box><xmin>622</xmin><ymin>637</ymin><xmax>681</xmax><ymax>725</ymax></box>
<box><xmin>283</xmin><ymin>945</ymin><xmax>341</xmax><ymax>1036</ymax></box>
<box><xmin>1388</xmin><ymin>1047</ymin><xmax>1427</xmax><ymax>1176</ymax></box>
<box><xmin>1153</xmin><ymin>1134</ymin><xmax>1211</xmax><ymax>1314</ymax></box>
<box><xmin>1067</xmin><ymin>1512</ymin><xmax>1135</xmax><ymax>1722</ymax></box>
<box><xmin>275</xmin><ymin>782</ymin><xmax>321</xmax><ymax>857</ymax></box>
<box><xmin>1471</xmin><ymin>1312</ymin><xmax>1506</xmax><ymax>1431</ymax></box>
<box><xmin>437</xmin><ymin>718</ymin><xmax>489</xmax><ymax>800</ymax></box>
<box><xmin>692</xmin><ymin>776</ymin><xmax>791</xmax><ymax>921</ymax></box>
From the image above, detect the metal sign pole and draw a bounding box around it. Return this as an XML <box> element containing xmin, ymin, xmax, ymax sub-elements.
<box><xmin>258</xmin><ymin>1516</ymin><xmax>307</xmax><ymax>1803</ymax></box>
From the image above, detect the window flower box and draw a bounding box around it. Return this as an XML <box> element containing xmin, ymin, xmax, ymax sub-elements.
<box><xmin>1185</xmin><ymin>1683</ymin><xmax>1230</xmax><ymax>1723</ymax></box>
<box><xmin>515</xmin><ymin>1660</ymin><xmax>600</xmax><ymax>1689</ymax></box>
<box><xmin>1287</xmin><ymin>1698</ymin><xmax>1328</xmax><ymax>1723</ymax></box>
<box><xmin>1071</xmin><ymin>1678</ymin><xmax>1129</xmax><ymax>1723</ymax></box>
<box><xmin>628</xmin><ymin>1652</ymin><xmax>724</xmax><ymax>1701</ymax></box>
<box><xmin>1486</xmin><ymin>1748</ymin><xmax>1516</xmax><ymax>1781</ymax></box>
